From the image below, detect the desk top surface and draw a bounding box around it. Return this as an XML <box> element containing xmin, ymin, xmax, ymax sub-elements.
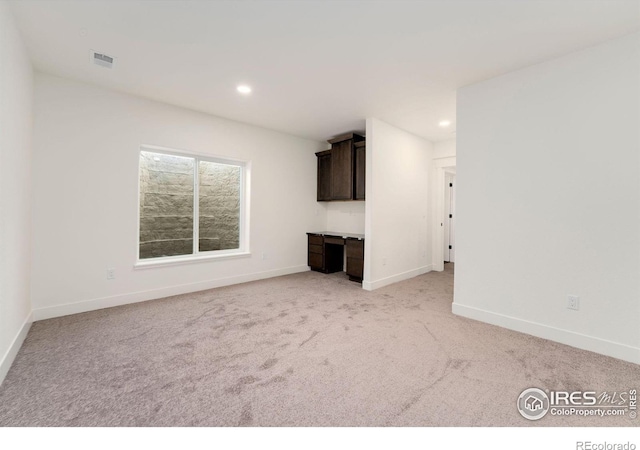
<box><xmin>307</xmin><ymin>231</ymin><xmax>365</xmax><ymax>240</ymax></box>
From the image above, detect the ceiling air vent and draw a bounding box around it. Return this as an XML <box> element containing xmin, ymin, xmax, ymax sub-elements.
<box><xmin>90</xmin><ymin>50</ymin><xmax>115</xmax><ymax>69</ymax></box>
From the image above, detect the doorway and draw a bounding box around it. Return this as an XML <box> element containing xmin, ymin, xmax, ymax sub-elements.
<box><xmin>444</xmin><ymin>171</ymin><xmax>456</xmax><ymax>263</ymax></box>
<box><xmin>432</xmin><ymin>157</ymin><xmax>456</xmax><ymax>272</ymax></box>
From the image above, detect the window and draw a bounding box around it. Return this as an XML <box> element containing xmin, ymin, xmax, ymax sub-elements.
<box><xmin>138</xmin><ymin>147</ymin><xmax>247</xmax><ymax>263</ymax></box>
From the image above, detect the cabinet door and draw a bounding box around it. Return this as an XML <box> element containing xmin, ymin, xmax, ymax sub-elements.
<box><xmin>330</xmin><ymin>140</ymin><xmax>354</xmax><ymax>200</ymax></box>
<box><xmin>317</xmin><ymin>153</ymin><xmax>332</xmax><ymax>201</ymax></box>
<box><xmin>354</xmin><ymin>143</ymin><xmax>365</xmax><ymax>200</ymax></box>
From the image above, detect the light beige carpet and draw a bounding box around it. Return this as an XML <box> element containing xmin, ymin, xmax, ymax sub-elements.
<box><xmin>0</xmin><ymin>265</ymin><xmax>637</xmax><ymax>426</ymax></box>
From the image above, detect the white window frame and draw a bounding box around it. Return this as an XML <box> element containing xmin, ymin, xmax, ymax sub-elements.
<box><xmin>135</xmin><ymin>144</ymin><xmax>251</xmax><ymax>268</ymax></box>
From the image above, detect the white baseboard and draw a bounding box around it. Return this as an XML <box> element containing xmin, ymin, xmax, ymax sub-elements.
<box><xmin>0</xmin><ymin>312</ymin><xmax>32</xmax><ymax>386</ymax></box>
<box><xmin>32</xmin><ymin>265</ymin><xmax>310</xmax><ymax>321</ymax></box>
<box><xmin>363</xmin><ymin>265</ymin><xmax>433</xmax><ymax>291</ymax></box>
<box><xmin>452</xmin><ymin>303</ymin><xmax>640</xmax><ymax>365</ymax></box>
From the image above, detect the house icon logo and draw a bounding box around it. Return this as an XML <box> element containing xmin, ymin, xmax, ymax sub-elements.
<box><xmin>525</xmin><ymin>395</ymin><xmax>543</xmax><ymax>411</ymax></box>
<box><xmin>517</xmin><ymin>388</ymin><xmax>550</xmax><ymax>420</ymax></box>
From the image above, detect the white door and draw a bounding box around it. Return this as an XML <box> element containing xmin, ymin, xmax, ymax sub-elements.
<box><xmin>444</xmin><ymin>173</ymin><xmax>456</xmax><ymax>263</ymax></box>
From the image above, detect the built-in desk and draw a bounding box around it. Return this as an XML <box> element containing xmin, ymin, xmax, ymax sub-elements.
<box><xmin>306</xmin><ymin>232</ymin><xmax>364</xmax><ymax>283</ymax></box>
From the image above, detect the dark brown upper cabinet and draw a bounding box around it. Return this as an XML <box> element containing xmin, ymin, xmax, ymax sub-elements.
<box><xmin>316</xmin><ymin>150</ymin><xmax>332</xmax><ymax>201</ymax></box>
<box><xmin>316</xmin><ymin>133</ymin><xmax>365</xmax><ymax>202</ymax></box>
<box><xmin>330</xmin><ymin>139</ymin><xmax>354</xmax><ymax>200</ymax></box>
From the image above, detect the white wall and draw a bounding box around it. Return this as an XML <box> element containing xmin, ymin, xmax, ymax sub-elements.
<box><xmin>31</xmin><ymin>73</ymin><xmax>327</xmax><ymax>319</ymax></box>
<box><xmin>433</xmin><ymin>139</ymin><xmax>456</xmax><ymax>159</ymax></box>
<box><xmin>363</xmin><ymin>118</ymin><xmax>433</xmax><ymax>290</ymax></box>
<box><xmin>325</xmin><ymin>202</ymin><xmax>365</xmax><ymax>234</ymax></box>
<box><xmin>0</xmin><ymin>3</ymin><xmax>33</xmax><ymax>384</ymax></box>
<box><xmin>454</xmin><ymin>33</ymin><xmax>640</xmax><ymax>364</ymax></box>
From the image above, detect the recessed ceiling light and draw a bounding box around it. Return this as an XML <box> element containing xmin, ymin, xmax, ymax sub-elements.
<box><xmin>237</xmin><ymin>85</ymin><xmax>252</xmax><ymax>94</ymax></box>
<box><xmin>438</xmin><ymin>120</ymin><xmax>451</xmax><ymax>127</ymax></box>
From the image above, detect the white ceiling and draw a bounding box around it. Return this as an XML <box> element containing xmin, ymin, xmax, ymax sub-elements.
<box><xmin>10</xmin><ymin>0</ymin><xmax>640</xmax><ymax>142</ymax></box>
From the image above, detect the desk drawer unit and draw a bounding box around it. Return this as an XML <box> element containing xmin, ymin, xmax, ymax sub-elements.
<box><xmin>307</xmin><ymin>234</ymin><xmax>324</xmax><ymax>271</ymax></box>
<box><xmin>346</xmin><ymin>238</ymin><xmax>364</xmax><ymax>282</ymax></box>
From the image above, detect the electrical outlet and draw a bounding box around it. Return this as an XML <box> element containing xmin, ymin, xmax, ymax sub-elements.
<box><xmin>106</xmin><ymin>268</ymin><xmax>115</xmax><ymax>280</ymax></box>
<box><xmin>567</xmin><ymin>295</ymin><xmax>580</xmax><ymax>311</ymax></box>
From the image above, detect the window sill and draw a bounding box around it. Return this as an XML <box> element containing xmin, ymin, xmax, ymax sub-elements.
<box><xmin>134</xmin><ymin>251</ymin><xmax>251</xmax><ymax>269</ymax></box>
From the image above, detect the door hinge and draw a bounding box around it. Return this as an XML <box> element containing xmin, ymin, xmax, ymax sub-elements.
<box><xmin>449</xmin><ymin>245</ymin><xmax>452</xmax><ymax>249</ymax></box>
